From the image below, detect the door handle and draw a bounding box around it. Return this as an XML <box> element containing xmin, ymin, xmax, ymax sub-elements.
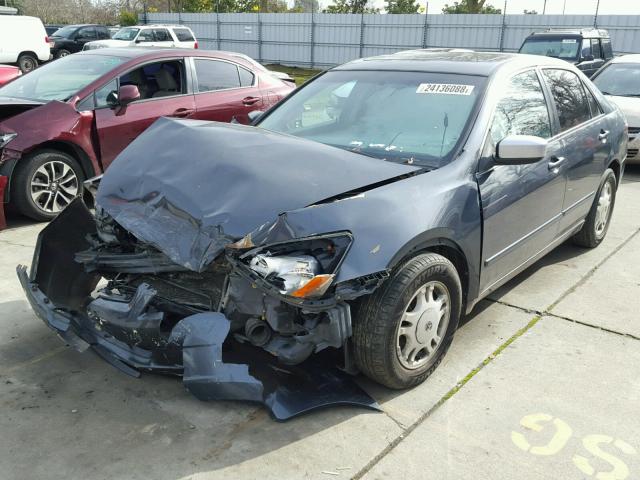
<box><xmin>598</xmin><ymin>129</ymin><xmax>610</xmax><ymax>142</ymax></box>
<box><xmin>171</xmin><ymin>108</ymin><xmax>194</xmax><ymax>118</ymax></box>
<box><xmin>548</xmin><ymin>156</ymin><xmax>565</xmax><ymax>171</ymax></box>
<box><xmin>242</xmin><ymin>96</ymin><xmax>260</xmax><ymax>106</ymax></box>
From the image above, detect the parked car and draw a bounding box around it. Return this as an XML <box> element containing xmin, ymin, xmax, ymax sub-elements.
<box><xmin>17</xmin><ymin>51</ymin><xmax>626</xmax><ymax>419</ymax></box>
<box><xmin>45</xmin><ymin>25</ymin><xmax>63</xmax><ymax>36</ymax></box>
<box><xmin>519</xmin><ymin>28</ymin><xmax>613</xmax><ymax>77</ymax></box>
<box><xmin>0</xmin><ymin>65</ymin><xmax>20</xmax><ymax>86</ymax></box>
<box><xmin>83</xmin><ymin>25</ymin><xmax>198</xmax><ymax>50</ymax></box>
<box><xmin>107</xmin><ymin>26</ymin><xmax>120</xmax><ymax>38</ymax></box>
<box><xmin>0</xmin><ymin>15</ymin><xmax>51</xmax><ymax>73</ymax></box>
<box><xmin>0</xmin><ymin>48</ymin><xmax>293</xmax><ymax>223</ymax></box>
<box><xmin>49</xmin><ymin>24</ymin><xmax>111</xmax><ymax>58</ymax></box>
<box><xmin>592</xmin><ymin>54</ymin><xmax>640</xmax><ymax>164</ymax></box>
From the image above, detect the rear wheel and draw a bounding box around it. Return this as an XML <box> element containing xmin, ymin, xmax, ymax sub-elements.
<box><xmin>17</xmin><ymin>53</ymin><xmax>38</xmax><ymax>73</ymax></box>
<box><xmin>55</xmin><ymin>49</ymin><xmax>71</xmax><ymax>59</ymax></box>
<box><xmin>353</xmin><ymin>253</ymin><xmax>462</xmax><ymax>389</ymax></box>
<box><xmin>11</xmin><ymin>150</ymin><xmax>84</xmax><ymax>221</ymax></box>
<box><xmin>572</xmin><ymin>169</ymin><xmax>616</xmax><ymax>248</ymax></box>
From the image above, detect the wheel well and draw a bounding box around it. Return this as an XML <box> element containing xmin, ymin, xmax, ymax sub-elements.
<box><xmin>18</xmin><ymin>51</ymin><xmax>38</xmax><ymax>60</ymax></box>
<box><xmin>393</xmin><ymin>240</ymin><xmax>470</xmax><ymax>310</ymax></box>
<box><xmin>28</xmin><ymin>141</ymin><xmax>96</xmax><ymax>180</ymax></box>
<box><xmin>608</xmin><ymin>159</ymin><xmax>621</xmax><ymax>186</ymax></box>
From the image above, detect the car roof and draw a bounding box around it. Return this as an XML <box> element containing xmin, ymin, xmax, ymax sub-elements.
<box><xmin>136</xmin><ymin>24</ymin><xmax>193</xmax><ymax>29</ymax></box>
<box><xmin>610</xmin><ymin>54</ymin><xmax>640</xmax><ymax>64</ymax></box>
<box><xmin>334</xmin><ymin>50</ymin><xmax>572</xmax><ymax>77</ymax></box>
<box><xmin>527</xmin><ymin>28</ymin><xmax>609</xmax><ymax>38</ymax></box>
<box><xmin>75</xmin><ymin>47</ymin><xmax>252</xmax><ymax>65</ymax></box>
<box><xmin>57</xmin><ymin>24</ymin><xmax>103</xmax><ymax>28</ymax></box>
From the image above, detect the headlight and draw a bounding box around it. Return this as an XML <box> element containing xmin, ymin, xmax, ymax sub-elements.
<box><xmin>0</xmin><ymin>133</ymin><xmax>17</xmax><ymax>149</ymax></box>
<box><xmin>240</xmin><ymin>233</ymin><xmax>352</xmax><ymax>299</ymax></box>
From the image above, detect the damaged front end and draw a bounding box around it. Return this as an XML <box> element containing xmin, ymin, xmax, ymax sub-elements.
<box><xmin>18</xmin><ymin>199</ymin><xmax>380</xmax><ymax>420</ymax></box>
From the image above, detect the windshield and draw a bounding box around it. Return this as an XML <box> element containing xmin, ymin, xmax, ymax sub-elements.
<box><xmin>113</xmin><ymin>27</ymin><xmax>139</xmax><ymax>41</ymax></box>
<box><xmin>0</xmin><ymin>54</ymin><xmax>126</xmax><ymax>102</ymax></box>
<box><xmin>258</xmin><ymin>70</ymin><xmax>485</xmax><ymax>167</ymax></box>
<box><xmin>51</xmin><ymin>25</ymin><xmax>77</xmax><ymax>38</ymax></box>
<box><xmin>520</xmin><ymin>37</ymin><xmax>580</xmax><ymax>59</ymax></box>
<box><xmin>593</xmin><ymin>63</ymin><xmax>640</xmax><ymax>97</ymax></box>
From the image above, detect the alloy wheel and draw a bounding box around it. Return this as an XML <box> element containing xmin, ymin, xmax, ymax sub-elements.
<box><xmin>30</xmin><ymin>160</ymin><xmax>79</xmax><ymax>213</ymax></box>
<box><xmin>595</xmin><ymin>181</ymin><xmax>612</xmax><ymax>237</ymax></box>
<box><xmin>396</xmin><ymin>280</ymin><xmax>451</xmax><ymax>370</ymax></box>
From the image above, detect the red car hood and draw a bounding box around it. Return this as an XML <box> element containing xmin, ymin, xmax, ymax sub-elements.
<box><xmin>0</xmin><ymin>96</ymin><xmax>45</xmax><ymax>124</ymax></box>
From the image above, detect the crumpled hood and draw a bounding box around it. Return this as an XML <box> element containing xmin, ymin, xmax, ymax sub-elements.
<box><xmin>606</xmin><ymin>95</ymin><xmax>640</xmax><ymax>127</ymax></box>
<box><xmin>0</xmin><ymin>96</ymin><xmax>44</xmax><ymax>123</ymax></box>
<box><xmin>97</xmin><ymin>117</ymin><xmax>420</xmax><ymax>271</ymax></box>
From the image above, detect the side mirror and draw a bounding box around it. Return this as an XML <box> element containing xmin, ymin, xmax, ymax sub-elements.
<box><xmin>248</xmin><ymin>110</ymin><xmax>264</xmax><ymax>124</ymax></box>
<box><xmin>495</xmin><ymin>135</ymin><xmax>547</xmax><ymax>165</ymax></box>
<box><xmin>108</xmin><ymin>85</ymin><xmax>140</xmax><ymax>115</ymax></box>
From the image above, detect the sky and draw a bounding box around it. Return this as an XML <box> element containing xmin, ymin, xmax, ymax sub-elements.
<box><xmin>345</xmin><ymin>0</ymin><xmax>640</xmax><ymax>14</ymax></box>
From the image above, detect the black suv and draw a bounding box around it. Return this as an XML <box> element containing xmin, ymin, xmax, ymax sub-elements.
<box><xmin>50</xmin><ymin>24</ymin><xmax>111</xmax><ymax>59</ymax></box>
<box><xmin>519</xmin><ymin>28</ymin><xmax>613</xmax><ymax>77</ymax></box>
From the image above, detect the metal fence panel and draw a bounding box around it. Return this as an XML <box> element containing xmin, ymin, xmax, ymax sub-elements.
<box><xmin>142</xmin><ymin>12</ymin><xmax>640</xmax><ymax>67</ymax></box>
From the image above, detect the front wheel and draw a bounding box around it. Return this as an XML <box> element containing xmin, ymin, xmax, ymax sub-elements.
<box><xmin>17</xmin><ymin>53</ymin><xmax>38</xmax><ymax>73</ymax></box>
<box><xmin>11</xmin><ymin>150</ymin><xmax>84</xmax><ymax>221</ymax></box>
<box><xmin>353</xmin><ymin>253</ymin><xmax>462</xmax><ymax>389</ymax></box>
<box><xmin>572</xmin><ymin>168</ymin><xmax>617</xmax><ymax>248</ymax></box>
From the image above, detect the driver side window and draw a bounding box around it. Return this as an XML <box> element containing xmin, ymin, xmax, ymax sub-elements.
<box><xmin>490</xmin><ymin>70</ymin><xmax>552</xmax><ymax>146</ymax></box>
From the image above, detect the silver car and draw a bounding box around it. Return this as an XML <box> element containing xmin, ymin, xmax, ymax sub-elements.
<box><xmin>592</xmin><ymin>54</ymin><xmax>640</xmax><ymax>164</ymax></box>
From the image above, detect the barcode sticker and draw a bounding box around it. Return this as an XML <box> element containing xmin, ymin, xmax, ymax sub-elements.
<box><xmin>416</xmin><ymin>83</ymin><xmax>475</xmax><ymax>95</ymax></box>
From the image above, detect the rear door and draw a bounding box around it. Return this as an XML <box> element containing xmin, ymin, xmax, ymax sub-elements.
<box><xmin>171</xmin><ymin>27</ymin><xmax>197</xmax><ymax>48</ymax></box>
<box><xmin>540</xmin><ymin>68</ymin><xmax>611</xmax><ymax>234</ymax></box>
<box><xmin>94</xmin><ymin>58</ymin><xmax>195</xmax><ymax>167</ymax></box>
<box><xmin>189</xmin><ymin>57</ymin><xmax>263</xmax><ymax>124</ymax></box>
<box><xmin>478</xmin><ymin>69</ymin><xmax>566</xmax><ymax>293</ymax></box>
<box><xmin>150</xmin><ymin>28</ymin><xmax>175</xmax><ymax>47</ymax></box>
<box><xmin>75</xmin><ymin>26</ymin><xmax>98</xmax><ymax>52</ymax></box>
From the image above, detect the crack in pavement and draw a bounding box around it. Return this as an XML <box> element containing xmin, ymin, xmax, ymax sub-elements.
<box><xmin>0</xmin><ymin>238</ymin><xmax>36</xmax><ymax>249</ymax></box>
<box><xmin>545</xmin><ymin>312</ymin><xmax>640</xmax><ymax>342</ymax></box>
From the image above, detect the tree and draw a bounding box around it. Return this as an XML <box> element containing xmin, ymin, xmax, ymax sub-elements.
<box><xmin>323</xmin><ymin>0</ymin><xmax>378</xmax><ymax>13</ymax></box>
<box><xmin>289</xmin><ymin>0</ymin><xmax>319</xmax><ymax>13</ymax></box>
<box><xmin>442</xmin><ymin>0</ymin><xmax>501</xmax><ymax>14</ymax></box>
<box><xmin>385</xmin><ymin>0</ymin><xmax>420</xmax><ymax>14</ymax></box>
<box><xmin>119</xmin><ymin>9</ymin><xmax>138</xmax><ymax>24</ymax></box>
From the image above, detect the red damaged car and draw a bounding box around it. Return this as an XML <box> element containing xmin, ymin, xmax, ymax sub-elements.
<box><xmin>0</xmin><ymin>66</ymin><xmax>21</xmax><ymax>87</ymax></box>
<box><xmin>0</xmin><ymin>48</ymin><xmax>294</xmax><ymax>225</ymax></box>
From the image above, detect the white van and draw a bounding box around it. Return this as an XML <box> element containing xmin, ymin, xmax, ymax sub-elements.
<box><xmin>0</xmin><ymin>16</ymin><xmax>51</xmax><ymax>73</ymax></box>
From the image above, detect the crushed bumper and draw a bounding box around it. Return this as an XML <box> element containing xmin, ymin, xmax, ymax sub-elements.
<box><xmin>16</xmin><ymin>199</ymin><xmax>379</xmax><ymax>421</ymax></box>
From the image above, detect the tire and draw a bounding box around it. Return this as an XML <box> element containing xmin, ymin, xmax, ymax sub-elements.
<box><xmin>17</xmin><ymin>53</ymin><xmax>38</xmax><ymax>73</ymax></box>
<box><xmin>353</xmin><ymin>253</ymin><xmax>462</xmax><ymax>389</ymax></box>
<box><xmin>55</xmin><ymin>49</ymin><xmax>71</xmax><ymax>59</ymax></box>
<box><xmin>11</xmin><ymin>150</ymin><xmax>84</xmax><ymax>222</ymax></box>
<box><xmin>572</xmin><ymin>168</ymin><xmax>617</xmax><ymax>248</ymax></box>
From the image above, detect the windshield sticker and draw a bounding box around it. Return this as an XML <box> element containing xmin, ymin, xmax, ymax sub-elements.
<box><xmin>562</xmin><ymin>39</ymin><xmax>577</xmax><ymax>43</ymax></box>
<box><xmin>416</xmin><ymin>83</ymin><xmax>475</xmax><ymax>95</ymax></box>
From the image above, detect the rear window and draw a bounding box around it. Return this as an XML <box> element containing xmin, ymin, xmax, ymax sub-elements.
<box><xmin>194</xmin><ymin>59</ymin><xmax>240</xmax><ymax>91</ymax></box>
<box><xmin>173</xmin><ymin>28</ymin><xmax>195</xmax><ymax>42</ymax></box>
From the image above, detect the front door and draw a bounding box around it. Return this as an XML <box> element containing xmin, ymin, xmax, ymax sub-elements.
<box><xmin>189</xmin><ymin>58</ymin><xmax>263</xmax><ymax>124</ymax></box>
<box><xmin>478</xmin><ymin>69</ymin><xmax>566</xmax><ymax>294</ymax></box>
<box><xmin>94</xmin><ymin>59</ymin><xmax>195</xmax><ymax>167</ymax></box>
<box><xmin>540</xmin><ymin>68</ymin><xmax>612</xmax><ymax>234</ymax></box>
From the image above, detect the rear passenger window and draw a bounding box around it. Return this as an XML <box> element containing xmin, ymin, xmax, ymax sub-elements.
<box><xmin>490</xmin><ymin>70</ymin><xmax>552</xmax><ymax>145</ymax></box>
<box><xmin>194</xmin><ymin>59</ymin><xmax>240</xmax><ymax>92</ymax></box>
<box><xmin>542</xmin><ymin>69</ymin><xmax>591</xmax><ymax>132</ymax></box>
<box><xmin>152</xmin><ymin>29</ymin><xmax>171</xmax><ymax>42</ymax></box>
<box><xmin>239</xmin><ymin>67</ymin><xmax>254</xmax><ymax>87</ymax></box>
<box><xmin>173</xmin><ymin>28</ymin><xmax>195</xmax><ymax>42</ymax></box>
<box><xmin>601</xmin><ymin>38</ymin><xmax>613</xmax><ymax>59</ymax></box>
<box><xmin>591</xmin><ymin>39</ymin><xmax>602</xmax><ymax>59</ymax></box>
<box><xmin>583</xmin><ymin>84</ymin><xmax>602</xmax><ymax>117</ymax></box>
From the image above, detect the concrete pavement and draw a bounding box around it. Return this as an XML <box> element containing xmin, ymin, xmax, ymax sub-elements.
<box><xmin>1</xmin><ymin>167</ymin><xmax>639</xmax><ymax>480</ymax></box>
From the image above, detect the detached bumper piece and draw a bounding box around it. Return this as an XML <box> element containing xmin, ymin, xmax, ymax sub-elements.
<box><xmin>17</xmin><ymin>199</ymin><xmax>379</xmax><ymax>421</ymax></box>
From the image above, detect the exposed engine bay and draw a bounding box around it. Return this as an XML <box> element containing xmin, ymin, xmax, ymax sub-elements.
<box><xmin>18</xmin><ymin>199</ymin><xmax>380</xmax><ymax>420</ymax></box>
